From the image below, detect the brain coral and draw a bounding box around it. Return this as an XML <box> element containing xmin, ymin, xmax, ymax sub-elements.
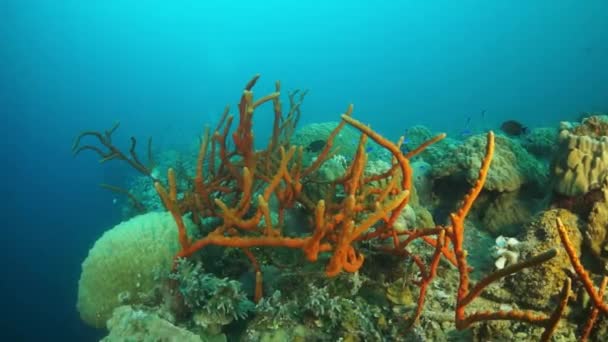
<box><xmin>77</xmin><ymin>211</ymin><xmax>196</xmax><ymax>328</ymax></box>
<box><xmin>554</xmin><ymin>117</ymin><xmax>608</xmax><ymax>196</ymax></box>
<box><xmin>431</xmin><ymin>134</ymin><xmax>548</xmax><ymax>192</ymax></box>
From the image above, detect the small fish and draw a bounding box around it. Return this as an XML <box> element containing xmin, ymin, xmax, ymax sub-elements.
<box><xmin>460</xmin><ymin>129</ymin><xmax>473</xmax><ymax>137</ymax></box>
<box><xmin>460</xmin><ymin>116</ymin><xmax>474</xmax><ymax>138</ymax></box>
<box><xmin>305</xmin><ymin>139</ymin><xmax>326</xmax><ymax>152</ymax></box>
<box><xmin>416</xmin><ymin>163</ymin><xmax>429</xmax><ymax>171</ymax></box>
<box><xmin>500</xmin><ymin>120</ymin><xmax>528</xmax><ymax>136</ymax></box>
<box><xmin>399</xmin><ymin>135</ymin><xmax>411</xmax><ymax>154</ymax></box>
<box><xmin>366</xmin><ymin>146</ymin><xmax>374</xmax><ymax>153</ymax></box>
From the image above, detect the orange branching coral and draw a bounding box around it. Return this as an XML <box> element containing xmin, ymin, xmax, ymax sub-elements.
<box><xmin>556</xmin><ymin>217</ymin><xmax>608</xmax><ymax>340</ymax></box>
<box><xmin>153</xmin><ymin>75</ymin><xmax>433</xmax><ymax>304</ymax></box>
<box><xmin>341</xmin><ymin>125</ymin><xmax>569</xmax><ymax>339</ymax></box>
<box><xmin>441</xmin><ymin>132</ymin><xmax>571</xmax><ymax>341</ymax></box>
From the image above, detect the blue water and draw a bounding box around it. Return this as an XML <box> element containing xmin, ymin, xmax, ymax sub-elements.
<box><xmin>1</xmin><ymin>1</ymin><xmax>607</xmax><ymax>340</ymax></box>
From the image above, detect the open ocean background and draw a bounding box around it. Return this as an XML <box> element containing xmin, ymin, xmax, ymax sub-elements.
<box><xmin>1</xmin><ymin>1</ymin><xmax>607</xmax><ymax>340</ymax></box>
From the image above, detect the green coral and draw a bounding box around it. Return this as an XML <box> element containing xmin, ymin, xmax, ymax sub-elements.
<box><xmin>291</xmin><ymin>121</ymin><xmax>360</xmax><ymax>168</ymax></box>
<box><xmin>401</xmin><ymin>124</ymin><xmax>452</xmax><ymax>163</ymax></box>
<box><xmin>305</xmin><ymin>284</ymin><xmax>384</xmax><ymax>340</ymax></box>
<box><xmin>247</xmin><ymin>283</ymin><xmax>386</xmax><ymax>340</ymax></box>
<box><xmin>303</xmin><ymin>284</ymin><xmax>345</xmax><ymax>329</ymax></box>
<box><xmin>170</xmin><ymin>259</ymin><xmax>254</xmax><ymax>332</ymax></box>
<box><xmin>432</xmin><ymin>134</ymin><xmax>548</xmax><ymax>192</ymax></box>
<box><xmin>521</xmin><ymin>127</ymin><xmax>558</xmax><ymax>158</ymax></box>
<box><xmin>254</xmin><ymin>290</ymin><xmax>301</xmax><ymax>329</ymax></box>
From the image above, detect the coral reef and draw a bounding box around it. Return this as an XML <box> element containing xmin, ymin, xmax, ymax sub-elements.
<box><xmin>152</xmin><ymin>76</ymin><xmax>427</xmax><ymax>288</ymax></box>
<box><xmin>75</xmin><ymin>76</ymin><xmax>608</xmax><ymax>341</ymax></box>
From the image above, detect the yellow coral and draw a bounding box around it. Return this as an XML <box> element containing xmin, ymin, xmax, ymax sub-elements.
<box><xmin>554</xmin><ymin>120</ymin><xmax>608</xmax><ymax>196</ymax></box>
<box><xmin>77</xmin><ymin>212</ymin><xmax>196</xmax><ymax>328</ymax></box>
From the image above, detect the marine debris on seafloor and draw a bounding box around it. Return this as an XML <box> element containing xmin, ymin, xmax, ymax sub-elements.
<box><xmin>74</xmin><ymin>76</ymin><xmax>608</xmax><ymax>341</ymax></box>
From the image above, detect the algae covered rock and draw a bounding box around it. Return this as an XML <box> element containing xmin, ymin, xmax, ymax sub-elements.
<box><xmin>401</xmin><ymin>125</ymin><xmax>434</xmax><ymax>154</ymax></box>
<box><xmin>77</xmin><ymin>211</ymin><xmax>196</xmax><ymax>328</ymax></box>
<box><xmin>102</xmin><ymin>305</ymin><xmax>205</xmax><ymax>342</ymax></box>
<box><xmin>507</xmin><ymin>209</ymin><xmax>582</xmax><ymax>310</ymax></box>
<box><xmin>316</xmin><ymin>154</ymin><xmax>349</xmax><ymax>182</ymax></box>
<box><xmin>480</xmin><ymin>191</ymin><xmax>535</xmax><ymax>236</ymax></box>
<box><xmin>521</xmin><ymin>127</ymin><xmax>558</xmax><ymax>158</ymax></box>
<box><xmin>432</xmin><ymin>134</ymin><xmax>548</xmax><ymax>193</ymax></box>
<box><xmin>411</xmin><ymin>160</ymin><xmax>433</xmax><ymax>204</ymax></box>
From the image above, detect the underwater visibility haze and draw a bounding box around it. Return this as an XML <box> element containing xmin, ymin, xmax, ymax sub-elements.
<box><xmin>3</xmin><ymin>1</ymin><xmax>608</xmax><ymax>341</ymax></box>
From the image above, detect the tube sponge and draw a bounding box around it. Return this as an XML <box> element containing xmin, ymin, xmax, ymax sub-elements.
<box><xmin>77</xmin><ymin>211</ymin><xmax>196</xmax><ymax>328</ymax></box>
